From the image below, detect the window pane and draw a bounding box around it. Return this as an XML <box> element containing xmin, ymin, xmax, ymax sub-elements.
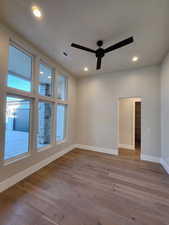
<box><xmin>56</xmin><ymin>104</ymin><xmax>66</xmax><ymax>141</ymax></box>
<box><xmin>8</xmin><ymin>45</ymin><xmax>32</xmax><ymax>92</ymax></box>
<box><xmin>37</xmin><ymin>102</ymin><xmax>52</xmax><ymax>148</ymax></box>
<box><xmin>57</xmin><ymin>75</ymin><xmax>67</xmax><ymax>100</ymax></box>
<box><xmin>4</xmin><ymin>96</ymin><xmax>31</xmax><ymax>160</ymax></box>
<box><xmin>39</xmin><ymin>63</ymin><xmax>53</xmax><ymax>97</ymax></box>
<box><xmin>7</xmin><ymin>74</ymin><xmax>31</xmax><ymax>92</ymax></box>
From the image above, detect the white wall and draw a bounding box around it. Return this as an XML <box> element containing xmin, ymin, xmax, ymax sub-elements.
<box><xmin>77</xmin><ymin>66</ymin><xmax>161</xmax><ymax>159</ymax></box>
<box><xmin>161</xmin><ymin>52</ymin><xmax>169</xmax><ymax>172</ymax></box>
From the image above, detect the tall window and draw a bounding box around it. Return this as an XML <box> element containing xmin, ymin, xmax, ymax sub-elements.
<box><xmin>4</xmin><ymin>96</ymin><xmax>31</xmax><ymax>160</ymax></box>
<box><xmin>1</xmin><ymin>39</ymin><xmax>69</xmax><ymax>163</ymax></box>
<box><xmin>57</xmin><ymin>75</ymin><xmax>67</xmax><ymax>100</ymax></box>
<box><xmin>56</xmin><ymin>104</ymin><xmax>67</xmax><ymax>142</ymax></box>
<box><xmin>37</xmin><ymin>102</ymin><xmax>52</xmax><ymax>148</ymax></box>
<box><xmin>39</xmin><ymin>63</ymin><xmax>53</xmax><ymax>97</ymax></box>
<box><xmin>7</xmin><ymin>45</ymin><xmax>32</xmax><ymax>92</ymax></box>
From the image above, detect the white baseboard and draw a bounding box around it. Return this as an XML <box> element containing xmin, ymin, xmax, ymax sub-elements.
<box><xmin>75</xmin><ymin>144</ymin><xmax>118</xmax><ymax>155</ymax></box>
<box><xmin>160</xmin><ymin>158</ymin><xmax>169</xmax><ymax>174</ymax></box>
<box><xmin>141</xmin><ymin>154</ymin><xmax>160</xmax><ymax>163</ymax></box>
<box><xmin>0</xmin><ymin>144</ymin><xmax>76</xmax><ymax>193</ymax></box>
<box><xmin>118</xmin><ymin>144</ymin><xmax>135</xmax><ymax>150</ymax></box>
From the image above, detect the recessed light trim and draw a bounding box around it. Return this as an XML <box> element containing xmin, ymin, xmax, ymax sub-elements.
<box><xmin>32</xmin><ymin>6</ymin><xmax>42</xmax><ymax>18</ymax></box>
<box><xmin>84</xmin><ymin>67</ymin><xmax>88</xmax><ymax>72</ymax></box>
<box><xmin>132</xmin><ymin>56</ymin><xmax>139</xmax><ymax>62</ymax></box>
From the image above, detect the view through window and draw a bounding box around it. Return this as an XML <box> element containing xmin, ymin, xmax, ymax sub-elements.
<box><xmin>39</xmin><ymin>63</ymin><xmax>53</xmax><ymax>97</ymax></box>
<box><xmin>37</xmin><ymin>102</ymin><xmax>52</xmax><ymax>148</ymax></box>
<box><xmin>57</xmin><ymin>75</ymin><xmax>67</xmax><ymax>100</ymax></box>
<box><xmin>7</xmin><ymin>45</ymin><xmax>32</xmax><ymax>92</ymax></box>
<box><xmin>56</xmin><ymin>104</ymin><xmax>66</xmax><ymax>141</ymax></box>
<box><xmin>4</xmin><ymin>96</ymin><xmax>31</xmax><ymax>160</ymax></box>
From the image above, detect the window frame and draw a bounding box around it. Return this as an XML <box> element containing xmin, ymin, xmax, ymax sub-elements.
<box><xmin>36</xmin><ymin>100</ymin><xmax>53</xmax><ymax>151</ymax></box>
<box><xmin>3</xmin><ymin>94</ymin><xmax>33</xmax><ymax>165</ymax></box>
<box><xmin>56</xmin><ymin>74</ymin><xmax>68</xmax><ymax>101</ymax></box>
<box><xmin>7</xmin><ymin>42</ymin><xmax>33</xmax><ymax>93</ymax></box>
<box><xmin>0</xmin><ymin>38</ymin><xmax>69</xmax><ymax>165</ymax></box>
<box><xmin>56</xmin><ymin>103</ymin><xmax>68</xmax><ymax>143</ymax></box>
<box><xmin>38</xmin><ymin>60</ymin><xmax>55</xmax><ymax>98</ymax></box>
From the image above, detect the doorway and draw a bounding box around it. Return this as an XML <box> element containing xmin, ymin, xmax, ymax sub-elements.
<box><xmin>135</xmin><ymin>101</ymin><xmax>141</xmax><ymax>149</ymax></box>
<box><xmin>118</xmin><ymin>97</ymin><xmax>141</xmax><ymax>160</ymax></box>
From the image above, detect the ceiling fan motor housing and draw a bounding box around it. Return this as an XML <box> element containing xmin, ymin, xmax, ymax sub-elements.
<box><xmin>96</xmin><ymin>48</ymin><xmax>105</xmax><ymax>58</ymax></box>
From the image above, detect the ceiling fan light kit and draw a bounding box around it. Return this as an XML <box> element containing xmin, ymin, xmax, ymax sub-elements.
<box><xmin>71</xmin><ymin>37</ymin><xmax>134</xmax><ymax>70</ymax></box>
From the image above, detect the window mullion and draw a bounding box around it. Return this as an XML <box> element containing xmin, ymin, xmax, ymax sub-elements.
<box><xmin>29</xmin><ymin>56</ymin><xmax>40</xmax><ymax>153</ymax></box>
<box><xmin>33</xmin><ymin>56</ymin><xmax>40</xmax><ymax>95</ymax></box>
<box><xmin>8</xmin><ymin>70</ymin><xmax>31</xmax><ymax>81</ymax></box>
<box><xmin>30</xmin><ymin>97</ymin><xmax>38</xmax><ymax>153</ymax></box>
<box><xmin>51</xmin><ymin>102</ymin><xmax>56</xmax><ymax>145</ymax></box>
<box><xmin>0</xmin><ymin>92</ymin><xmax>6</xmax><ymax>166</ymax></box>
<box><xmin>56</xmin><ymin>99</ymin><xmax>69</xmax><ymax>105</ymax></box>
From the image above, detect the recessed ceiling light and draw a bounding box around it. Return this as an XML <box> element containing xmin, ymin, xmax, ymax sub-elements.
<box><xmin>132</xmin><ymin>56</ymin><xmax>139</xmax><ymax>62</ymax></box>
<box><xmin>84</xmin><ymin>67</ymin><xmax>88</xmax><ymax>72</ymax></box>
<box><xmin>32</xmin><ymin>6</ymin><xmax>42</xmax><ymax>18</ymax></box>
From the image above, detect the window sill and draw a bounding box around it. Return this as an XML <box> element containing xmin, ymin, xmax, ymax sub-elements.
<box><xmin>4</xmin><ymin>153</ymin><xmax>31</xmax><ymax>166</ymax></box>
<box><xmin>56</xmin><ymin>140</ymin><xmax>67</xmax><ymax>145</ymax></box>
<box><xmin>37</xmin><ymin>144</ymin><xmax>53</xmax><ymax>152</ymax></box>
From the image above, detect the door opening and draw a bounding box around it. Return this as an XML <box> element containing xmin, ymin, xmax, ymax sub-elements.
<box><xmin>118</xmin><ymin>97</ymin><xmax>141</xmax><ymax>160</ymax></box>
<box><xmin>135</xmin><ymin>101</ymin><xmax>141</xmax><ymax>149</ymax></box>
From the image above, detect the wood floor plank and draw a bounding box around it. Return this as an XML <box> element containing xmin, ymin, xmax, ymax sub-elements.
<box><xmin>0</xmin><ymin>149</ymin><xmax>169</xmax><ymax>225</ymax></box>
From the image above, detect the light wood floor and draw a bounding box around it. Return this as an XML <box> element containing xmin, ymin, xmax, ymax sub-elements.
<box><xmin>119</xmin><ymin>148</ymin><xmax>141</xmax><ymax>160</ymax></box>
<box><xmin>0</xmin><ymin>149</ymin><xmax>169</xmax><ymax>225</ymax></box>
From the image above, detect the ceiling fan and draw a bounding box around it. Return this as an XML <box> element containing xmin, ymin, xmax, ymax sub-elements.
<box><xmin>71</xmin><ymin>37</ymin><xmax>134</xmax><ymax>70</ymax></box>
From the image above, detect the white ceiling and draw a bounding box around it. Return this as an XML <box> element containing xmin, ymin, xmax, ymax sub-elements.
<box><xmin>1</xmin><ymin>0</ymin><xmax>169</xmax><ymax>76</ymax></box>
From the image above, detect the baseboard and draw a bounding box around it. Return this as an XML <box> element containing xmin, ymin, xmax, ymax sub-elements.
<box><xmin>75</xmin><ymin>144</ymin><xmax>118</xmax><ymax>155</ymax></box>
<box><xmin>160</xmin><ymin>158</ymin><xmax>169</xmax><ymax>174</ymax></box>
<box><xmin>141</xmin><ymin>154</ymin><xmax>160</xmax><ymax>163</ymax></box>
<box><xmin>118</xmin><ymin>144</ymin><xmax>135</xmax><ymax>150</ymax></box>
<box><xmin>0</xmin><ymin>144</ymin><xmax>76</xmax><ymax>193</ymax></box>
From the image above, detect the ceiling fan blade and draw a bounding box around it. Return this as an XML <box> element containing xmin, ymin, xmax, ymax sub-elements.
<box><xmin>96</xmin><ymin>57</ymin><xmax>102</xmax><ymax>70</ymax></box>
<box><xmin>71</xmin><ymin>43</ymin><xmax>96</xmax><ymax>53</ymax></box>
<box><xmin>104</xmin><ymin>37</ymin><xmax>134</xmax><ymax>54</ymax></box>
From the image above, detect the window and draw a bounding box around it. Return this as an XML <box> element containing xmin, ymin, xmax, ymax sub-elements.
<box><xmin>39</xmin><ymin>63</ymin><xmax>53</xmax><ymax>97</ymax></box>
<box><xmin>56</xmin><ymin>104</ymin><xmax>67</xmax><ymax>142</ymax></box>
<box><xmin>7</xmin><ymin>45</ymin><xmax>32</xmax><ymax>92</ymax></box>
<box><xmin>4</xmin><ymin>96</ymin><xmax>31</xmax><ymax>160</ymax></box>
<box><xmin>37</xmin><ymin>102</ymin><xmax>52</xmax><ymax>148</ymax></box>
<box><xmin>1</xmin><ymin>38</ymin><xmax>69</xmax><ymax>163</ymax></box>
<box><xmin>57</xmin><ymin>75</ymin><xmax>67</xmax><ymax>100</ymax></box>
